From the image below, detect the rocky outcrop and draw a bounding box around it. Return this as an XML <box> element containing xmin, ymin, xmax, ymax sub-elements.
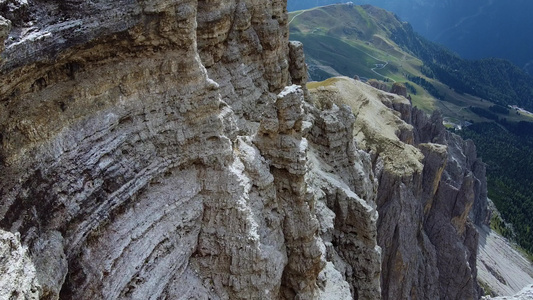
<box><xmin>366</xmin><ymin>78</ymin><xmax>389</xmax><ymax>92</ymax></box>
<box><xmin>0</xmin><ymin>1</ymin><xmax>487</xmax><ymax>299</ymax></box>
<box><xmin>0</xmin><ymin>0</ymin><xmax>378</xmax><ymax>298</ymax></box>
<box><xmin>305</xmin><ymin>95</ymin><xmax>381</xmax><ymax>299</ymax></box>
<box><xmin>477</xmin><ymin>223</ymin><xmax>533</xmax><ymax>298</ymax></box>
<box><xmin>389</xmin><ymin>82</ymin><xmax>407</xmax><ymax>98</ymax></box>
<box><xmin>414</xmin><ymin>109</ymin><xmax>486</xmax><ymax>300</ymax></box>
<box><xmin>1</xmin><ymin>0</ymin><xmax>291</xmax><ymax>298</ymax></box>
<box><xmin>484</xmin><ymin>284</ymin><xmax>533</xmax><ymax>300</ymax></box>
<box><xmin>308</xmin><ymin>77</ymin><xmax>488</xmax><ymax>300</ymax></box>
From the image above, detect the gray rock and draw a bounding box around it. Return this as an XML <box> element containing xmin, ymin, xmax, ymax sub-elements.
<box><xmin>308</xmin><ymin>77</ymin><xmax>489</xmax><ymax>300</ymax></box>
<box><xmin>0</xmin><ymin>15</ymin><xmax>10</xmax><ymax>55</ymax></box>
<box><xmin>306</xmin><ymin>100</ymin><xmax>381</xmax><ymax>299</ymax></box>
<box><xmin>31</xmin><ymin>231</ymin><xmax>67</xmax><ymax>299</ymax></box>
<box><xmin>0</xmin><ymin>0</ymin><xmax>295</xmax><ymax>298</ymax></box>
<box><xmin>288</xmin><ymin>40</ymin><xmax>309</xmax><ymax>98</ymax></box>
<box><xmin>0</xmin><ymin>229</ymin><xmax>41</xmax><ymax>300</ymax></box>
<box><xmin>389</xmin><ymin>82</ymin><xmax>407</xmax><ymax>98</ymax></box>
<box><xmin>0</xmin><ymin>0</ymin><xmax>489</xmax><ymax>299</ymax></box>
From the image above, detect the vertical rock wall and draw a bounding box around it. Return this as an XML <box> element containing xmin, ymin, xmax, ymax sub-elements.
<box><xmin>308</xmin><ymin>78</ymin><xmax>488</xmax><ymax>300</ymax></box>
<box><xmin>0</xmin><ymin>0</ymin><xmax>381</xmax><ymax>299</ymax></box>
<box><xmin>0</xmin><ymin>0</ymin><xmax>293</xmax><ymax>298</ymax></box>
<box><xmin>0</xmin><ymin>1</ymin><xmax>487</xmax><ymax>299</ymax></box>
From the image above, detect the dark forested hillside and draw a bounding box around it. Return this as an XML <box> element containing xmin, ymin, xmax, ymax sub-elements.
<box><xmin>458</xmin><ymin>122</ymin><xmax>533</xmax><ymax>254</ymax></box>
<box><xmin>390</xmin><ymin>24</ymin><xmax>533</xmax><ymax>111</ymax></box>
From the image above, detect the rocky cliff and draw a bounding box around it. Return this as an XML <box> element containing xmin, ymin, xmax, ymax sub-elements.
<box><xmin>308</xmin><ymin>78</ymin><xmax>488</xmax><ymax>299</ymax></box>
<box><xmin>0</xmin><ymin>1</ymin><xmax>487</xmax><ymax>299</ymax></box>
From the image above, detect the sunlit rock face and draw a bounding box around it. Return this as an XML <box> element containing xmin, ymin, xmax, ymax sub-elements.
<box><xmin>0</xmin><ymin>1</ymin><xmax>373</xmax><ymax>299</ymax></box>
<box><xmin>0</xmin><ymin>1</ymin><xmax>486</xmax><ymax>299</ymax></box>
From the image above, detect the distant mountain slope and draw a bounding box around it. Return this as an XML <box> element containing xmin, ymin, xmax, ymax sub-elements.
<box><xmin>289</xmin><ymin>4</ymin><xmax>533</xmax><ymax>112</ymax></box>
<box><xmin>287</xmin><ymin>0</ymin><xmax>533</xmax><ymax>75</ymax></box>
<box><xmin>389</xmin><ymin>19</ymin><xmax>533</xmax><ymax>112</ymax></box>
<box><xmin>362</xmin><ymin>0</ymin><xmax>533</xmax><ymax>75</ymax></box>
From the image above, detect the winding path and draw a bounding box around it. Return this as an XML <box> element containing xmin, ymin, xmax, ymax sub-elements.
<box><xmin>365</xmin><ymin>52</ymin><xmax>395</xmax><ymax>83</ymax></box>
<box><xmin>289</xmin><ymin>10</ymin><xmax>308</xmax><ymax>25</ymax></box>
<box><xmin>289</xmin><ymin>7</ymin><xmax>396</xmax><ymax>83</ymax></box>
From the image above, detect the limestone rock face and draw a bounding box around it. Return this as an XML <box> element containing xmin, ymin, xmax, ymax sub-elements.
<box><xmin>308</xmin><ymin>77</ymin><xmax>488</xmax><ymax>300</ymax></box>
<box><xmin>1</xmin><ymin>0</ymin><xmax>292</xmax><ymax>298</ymax></box>
<box><xmin>305</xmin><ymin>97</ymin><xmax>381</xmax><ymax>299</ymax></box>
<box><xmin>0</xmin><ymin>229</ymin><xmax>41</xmax><ymax>300</ymax></box>
<box><xmin>413</xmin><ymin>109</ymin><xmax>486</xmax><ymax>300</ymax></box>
<box><xmin>0</xmin><ymin>15</ymin><xmax>10</xmax><ymax>54</ymax></box>
<box><xmin>0</xmin><ymin>0</ymin><xmax>379</xmax><ymax>299</ymax></box>
<box><xmin>0</xmin><ymin>1</ymin><xmax>487</xmax><ymax>299</ymax></box>
<box><xmin>484</xmin><ymin>284</ymin><xmax>533</xmax><ymax>300</ymax></box>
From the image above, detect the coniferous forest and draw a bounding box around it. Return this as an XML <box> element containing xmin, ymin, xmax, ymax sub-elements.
<box><xmin>458</xmin><ymin>122</ymin><xmax>533</xmax><ymax>253</ymax></box>
<box><xmin>391</xmin><ymin>25</ymin><xmax>533</xmax><ymax>112</ymax></box>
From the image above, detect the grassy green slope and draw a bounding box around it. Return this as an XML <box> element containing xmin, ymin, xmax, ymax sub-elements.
<box><xmin>290</xmin><ymin>5</ymin><xmax>439</xmax><ymax>113</ymax></box>
<box><xmin>290</xmin><ymin>33</ymin><xmax>377</xmax><ymax>79</ymax></box>
<box><xmin>290</xmin><ymin>5</ymin><xmax>451</xmax><ymax>116</ymax></box>
<box><xmin>289</xmin><ymin>4</ymin><xmax>533</xmax><ymax>124</ymax></box>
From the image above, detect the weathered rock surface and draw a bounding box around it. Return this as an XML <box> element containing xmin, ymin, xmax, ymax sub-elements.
<box><xmin>484</xmin><ymin>284</ymin><xmax>533</xmax><ymax>300</ymax></box>
<box><xmin>304</xmin><ymin>94</ymin><xmax>381</xmax><ymax>299</ymax></box>
<box><xmin>308</xmin><ymin>77</ymin><xmax>488</xmax><ymax>300</ymax></box>
<box><xmin>0</xmin><ymin>1</ymin><xmax>487</xmax><ymax>299</ymax></box>
<box><xmin>0</xmin><ymin>1</ymin><xmax>377</xmax><ymax>298</ymax></box>
<box><xmin>477</xmin><ymin>223</ymin><xmax>533</xmax><ymax>298</ymax></box>
<box><xmin>0</xmin><ymin>229</ymin><xmax>41</xmax><ymax>300</ymax></box>
<box><xmin>389</xmin><ymin>82</ymin><xmax>407</xmax><ymax>98</ymax></box>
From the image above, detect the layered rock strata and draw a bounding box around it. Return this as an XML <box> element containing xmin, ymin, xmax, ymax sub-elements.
<box><xmin>0</xmin><ymin>0</ymin><xmax>375</xmax><ymax>299</ymax></box>
<box><xmin>0</xmin><ymin>1</ymin><xmax>487</xmax><ymax>300</ymax></box>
